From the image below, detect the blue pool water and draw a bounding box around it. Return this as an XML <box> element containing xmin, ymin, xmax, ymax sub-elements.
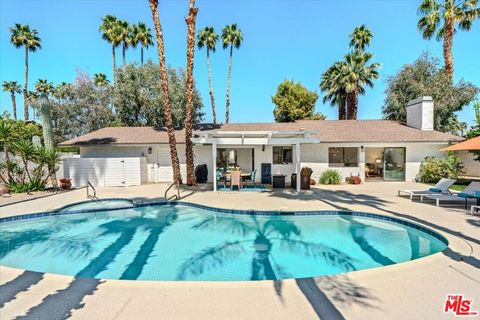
<box><xmin>0</xmin><ymin>204</ymin><xmax>447</xmax><ymax>281</ymax></box>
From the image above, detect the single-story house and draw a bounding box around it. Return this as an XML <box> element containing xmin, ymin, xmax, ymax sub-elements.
<box><xmin>60</xmin><ymin>97</ymin><xmax>463</xmax><ymax>191</ymax></box>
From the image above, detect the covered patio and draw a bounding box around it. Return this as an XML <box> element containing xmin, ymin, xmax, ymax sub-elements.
<box><xmin>191</xmin><ymin>130</ymin><xmax>319</xmax><ymax>192</ymax></box>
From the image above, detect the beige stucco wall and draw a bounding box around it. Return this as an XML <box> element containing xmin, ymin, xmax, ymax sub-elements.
<box><xmin>77</xmin><ymin>142</ymin><xmax>450</xmax><ymax>184</ymax></box>
<box><xmin>301</xmin><ymin>142</ymin><xmax>447</xmax><ymax>182</ymax></box>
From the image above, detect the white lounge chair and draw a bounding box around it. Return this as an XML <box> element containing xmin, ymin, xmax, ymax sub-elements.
<box><xmin>470</xmin><ymin>205</ymin><xmax>480</xmax><ymax>216</ymax></box>
<box><xmin>398</xmin><ymin>178</ymin><xmax>456</xmax><ymax>199</ymax></box>
<box><xmin>421</xmin><ymin>182</ymin><xmax>480</xmax><ymax>208</ymax></box>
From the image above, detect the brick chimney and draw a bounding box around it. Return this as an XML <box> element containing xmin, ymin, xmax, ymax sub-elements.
<box><xmin>406</xmin><ymin>96</ymin><xmax>434</xmax><ymax>131</ymax></box>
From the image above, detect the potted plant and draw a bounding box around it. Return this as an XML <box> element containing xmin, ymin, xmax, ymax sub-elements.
<box><xmin>347</xmin><ymin>175</ymin><xmax>362</xmax><ymax>185</ymax></box>
<box><xmin>59</xmin><ymin>178</ymin><xmax>72</xmax><ymax>190</ymax></box>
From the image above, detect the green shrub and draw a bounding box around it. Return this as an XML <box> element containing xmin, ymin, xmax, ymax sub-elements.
<box><xmin>319</xmin><ymin>169</ymin><xmax>342</xmax><ymax>185</ymax></box>
<box><xmin>419</xmin><ymin>152</ymin><xmax>464</xmax><ymax>183</ymax></box>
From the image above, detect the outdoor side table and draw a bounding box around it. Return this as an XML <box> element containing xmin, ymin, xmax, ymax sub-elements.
<box><xmin>272</xmin><ymin>175</ymin><xmax>286</xmax><ymax>188</ymax></box>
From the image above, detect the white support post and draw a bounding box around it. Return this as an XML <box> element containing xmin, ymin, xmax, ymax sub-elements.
<box><xmin>212</xmin><ymin>143</ymin><xmax>217</xmax><ymax>192</ymax></box>
<box><xmin>295</xmin><ymin>143</ymin><xmax>301</xmax><ymax>192</ymax></box>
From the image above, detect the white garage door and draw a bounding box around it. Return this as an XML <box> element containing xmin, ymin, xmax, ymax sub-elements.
<box><xmin>63</xmin><ymin>157</ymin><xmax>146</xmax><ymax>188</ymax></box>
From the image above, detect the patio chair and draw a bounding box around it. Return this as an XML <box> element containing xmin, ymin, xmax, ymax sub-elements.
<box><xmin>244</xmin><ymin>169</ymin><xmax>257</xmax><ymax>185</ymax></box>
<box><xmin>421</xmin><ymin>181</ymin><xmax>480</xmax><ymax>208</ymax></box>
<box><xmin>470</xmin><ymin>205</ymin><xmax>480</xmax><ymax>216</ymax></box>
<box><xmin>216</xmin><ymin>169</ymin><xmax>226</xmax><ymax>188</ymax></box>
<box><xmin>230</xmin><ymin>171</ymin><xmax>242</xmax><ymax>191</ymax></box>
<box><xmin>398</xmin><ymin>178</ymin><xmax>456</xmax><ymax>199</ymax></box>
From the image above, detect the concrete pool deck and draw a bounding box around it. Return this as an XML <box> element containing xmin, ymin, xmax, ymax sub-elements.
<box><xmin>1</xmin><ymin>182</ymin><xmax>479</xmax><ymax>319</ymax></box>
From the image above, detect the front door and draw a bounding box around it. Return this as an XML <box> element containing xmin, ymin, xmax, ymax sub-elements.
<box><xmin>383</xmin><ymin>147</ymin><xmax>406</xmax><ymax>181</ymax></box>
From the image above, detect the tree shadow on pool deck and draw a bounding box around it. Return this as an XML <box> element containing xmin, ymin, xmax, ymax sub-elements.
<box><xmin>295</xmin><ymin>275</ymin><xmax>381</xmax><ymax>320</ymax></box>
<box><xmin>0</xmin><ymin>271</ymin><xmax>44</xmax><ymax>308</ymax></box>
<box><xmin>16</xmin><ymin>208</ymin><xmax>178</xmax><ymax>319</ymax></box>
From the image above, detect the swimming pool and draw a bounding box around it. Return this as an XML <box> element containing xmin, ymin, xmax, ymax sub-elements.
<box><xmin>0</xmin><ymin>202</ymin><xmax>447</xmax><ymax>281</ymax></box>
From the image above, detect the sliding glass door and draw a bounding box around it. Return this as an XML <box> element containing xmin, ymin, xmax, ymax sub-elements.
<box><xmin>383</xmin><ymin>147</ymin><xmax>406</xmax><ymax>181</ymax></box>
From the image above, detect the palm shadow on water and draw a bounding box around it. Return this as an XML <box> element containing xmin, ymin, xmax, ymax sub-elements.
<box><xmin>16</xmin><ymin>207</ymin><xmax>178</xmax><ymax>320</ymax></box>
<box><xmin>299</xmin><ymin>189</ymin><xmax>480</xmax><ymax>269</ymax></box>
<box><xmin>176</xmin><ymin>213</ymin><xmax>380</xmax><ymax>319</ymax></box>
<box><xmin>176</xmin><ymin>214</ymin><xmax>357</xmax><ymax>299</ymax></box>
<box><xmin>0</xmin><ymin>217</ymin><xmax>92</xmax><ymax>260</ymax></box>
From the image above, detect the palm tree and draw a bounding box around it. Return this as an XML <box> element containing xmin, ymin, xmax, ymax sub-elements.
<box><xmin>349</xmin><ymin>24</ymin><xmax>373</xmax><ymax>51</ymax></box>
<box><xmin>149</xmin><ymin>0</ymin><xmax>182</xmax><ymax>184</ymax></box>
<box><xmin>9</xmin><ymin>23</ymin><xmax>41</xmax><ymax>121</ymax></box>
<box><xmin>34</xmin><ymin>79</ymin><xmax>55</xmax><ymax>95</ymax></box>
<box><xmin>197</xmin><ymin>27</ymin><xmax>219</xmax><ymax>124</ymax></box>
<box><xmin>116</xmin><ymin>20</ymin><xmax>130</xmax><ymax>71</ymax></box>
<box><xmin>343</xmin><ymin>51</ymin><xmax>380</xmax><ymax>119</ymax></box>
<box><xmin>221</xmin><ymin>24</ymin><xmax>243</xmax><ymax>124</ymax></box>
<box><xmin>54</xmin><ymin>82</ymin><xmax>72</xmax><ymax>104</ymax></box>
<box><xmin>93</xmin><ymin>73</ymin><xmax>110</xmax><ymax>86</ymax></box>
<box><xmin>184</xmin><ymin>0</ymin><xmax>199</xmax><ymax>186</ymax></box>
<box><xmin>2</xmin><ymin>81</ymin><xmax>21</xmax><ymax>120</ymax></box>
<box><xmin>135</xmin><ymin>23</ymin><xmax>153</xmax><ymax>65</ymax></box>
<box><xmin>320</xmin><ymin>62</ymin><xmax>349</xmax><ymax>120</ymax></box>
<box><xmin>418</xmin><ymin>0</ymin><xmax>480</xmax><ymax>80</ymax></box>
<box><xmin>100</xmin><ymin>15</ymin><xmax>122</xmax><ymax>83</ymax></box>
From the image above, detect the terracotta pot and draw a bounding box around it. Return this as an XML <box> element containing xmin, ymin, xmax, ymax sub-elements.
<box><xmin>60</xmin><ymin>178</ymin><xmax>72</xmax><ymax>190</ymax></box>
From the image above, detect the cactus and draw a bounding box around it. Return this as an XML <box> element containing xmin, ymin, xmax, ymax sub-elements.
<box><xmin>38</xmin><ymin>93</ymin><xmax>58</xmax><ymax>189</ymax></box>
<box><xmin>38</xmin><ymin>93</ymin><xmax>54</xmax><ymax>151</ymax></box>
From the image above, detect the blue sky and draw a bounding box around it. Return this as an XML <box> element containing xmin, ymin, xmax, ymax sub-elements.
<box><xmin>1</xmin><ymin>0</ymin><xmax>479</xmax><ymax>125</ymax></box>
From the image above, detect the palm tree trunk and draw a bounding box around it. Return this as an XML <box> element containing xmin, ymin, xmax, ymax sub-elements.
<box><xmin>141</xmin><ymin>46</ymin><xmax>144</xmax><ymax>65</ymax></box>
<box><xmin>122</xmin><ymin>43</ymin><xmax>126</xmax><ymax>71</ymax></box>
<box><xmin>346</xmin><ymin>90</ymin><xmax>358</xmax><ymax>120</ymax></box>
<box><xmin>112</xmin><ymin>45</ymin><xmax>116</xmax><ymax>83</ymax></box>
<box><xmin>184</xmin><ymin>0</ymin><xmax>199</xmax><ymax>186</ymax></box>
<box><xmin>443</xmin><ymin>17</ymin><xmax>454</xmax><ymax>81</ymax></box>
<box><xmin>338</xmin><ymin>92</ymin><xmax>346</xmax><ymax>120</ymax></box>
<box><xmin>207</xmin><ymin>49</ymin><xmax>217</xmax><ymax>124</ymax></box>
<box><xmin>11</xmin><ymin>93</ymin><xmax>17</xmax><ymax>120</ymax></box>
<box><xmin>225</xmin><ymin>45</ymin><xmax>233</xmax><ymax>124</ymax></box>
<box><xmin>149</xmin><ymin>0</ymin><xmax>182</xmax><ymax>184</ymax></box>
<box><xmin>23</xmin><ymin>48</ymin><xmax>29</xmax><ymax>121</ymax></box>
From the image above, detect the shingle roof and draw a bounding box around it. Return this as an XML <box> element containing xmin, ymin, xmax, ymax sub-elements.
<box><xmin>59</xmin><ymin>120</ymin><xmax>463</xmax><ymax>146</ymax></box>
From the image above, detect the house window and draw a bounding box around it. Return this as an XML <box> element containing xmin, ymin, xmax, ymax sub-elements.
<box><xmin>273</xmin><ymin>146</ymin><xmax>293</xmax><ymax>164</ymax></box>
<box><xmin>328</xmin><ymin>147</ymin><xmax>358</xmax><ymax>167</ymax></box>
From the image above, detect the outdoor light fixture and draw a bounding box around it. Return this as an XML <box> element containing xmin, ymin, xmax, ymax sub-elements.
<box><xmin>360</xmin><ymin>146</ymin><xmax>365</xmax><ymax>152</ymax></box>
<box><xmin>262</xmin><ymin>145</ymin><xmax>265</xmax><ymax>151</ymax></box>
<box><xmin>148</xmin><ymin>147</ymin><xmax>152</xmax><ymax>154</ymax></box>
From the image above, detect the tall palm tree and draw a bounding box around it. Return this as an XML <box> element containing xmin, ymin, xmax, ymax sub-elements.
<box><xmin>34</xmin><ymin>79</ymin><xmax>55</xmax><ymax>95</ymax></box>
<box><xmin>221</xmin><ymin>24</ymin><xmax>243</xmax><ymax>124</ymax></box>
<box><xmin>197</xmin><ymin>26</ymin><xmax>219</xmax><ymax>124</ymax></box>
<box><xmin>9</xmin><ymin>23</ymin><xmax>41</xmax><ymax>121</ymax></box>
<box><xmin>149</xmin><ymin>0</ymin><xmax>182</xmax><ymax>184</ymax></box>
<box><xmin>93</xmin><ymin>73</ymin><xmax>110</xmax><ymax>86</ymax></box>
<box><xmin>2</xmin><ymin>81</ymin><xmax>21</xmax><ymax>120</ymax></box>
<box><xmin>100</xmin><ymin>15</ymin><xmax>122</xmax><ymax>83</ymax></box>
<box><xmin>418</xmin><ymin>0</ymin><xmax>480</xmax><ymax>80</ymax></box>
<box><xmin>184</xmin><ymin>0</ymin><xmax>199</xmax><ymax>186</ymax></box>
<box><xmin>135</xmin><ymin>23</ymin><xmax>153</xmax><ymax>65</ymax></box>
<box><xmin>128</xmin><ymin>23</ymin><xmax>139</xmax><ymax>54</ymax></box>
<box><xmin>343</xmin><ymin>51</ymin><xmax>380</xmax><ymax>119</ymax></box>
<box><xmin>116</xmin><ymin>20</ymin><xmax>130</xmax><ymax>71</ymax></box>
<box><xmin>349</xmin><ymin>24</ymin><xmax>373</xmax><ymax>51</ymax></box>
<box><xmin>320</xmin><ymin>62</ymin><xmax>349</xmax><ymax>120</ymax></box>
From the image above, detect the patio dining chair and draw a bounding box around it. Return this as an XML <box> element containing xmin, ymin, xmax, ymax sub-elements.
<box><xmin>216</xmin><ymin>169</ymin><xmax>226</xmax><ymax>188</ymax></box>
<box><xmin>244</xmin><ymin>169</ymin><xmax>257</xmax><ymax>185</ymax></box>
<box><xmin>230</xmin><ymin>171</ymin><xmax>242</xmax><ymax>191</ymax></box>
